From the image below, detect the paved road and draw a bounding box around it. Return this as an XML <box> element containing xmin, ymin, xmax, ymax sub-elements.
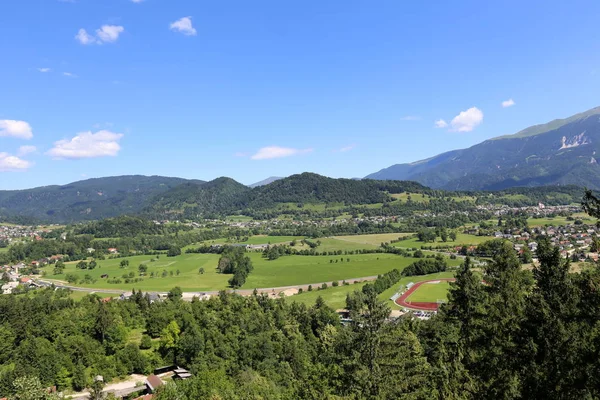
<box><xmin>40</xmin><ymin>275</ymin><xmax>380</xmax><ymax>300</ymax></box>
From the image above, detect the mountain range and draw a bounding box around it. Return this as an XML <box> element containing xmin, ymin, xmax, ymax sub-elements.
<box><xmin>0</xmin><ymin>173</ymin><xmax>425</xmax><ymax>223</ymax></box>
<box><xmin>366</xmin><ymin>106</ymin><xmax>600</xmax><ymax>190</ymax></box>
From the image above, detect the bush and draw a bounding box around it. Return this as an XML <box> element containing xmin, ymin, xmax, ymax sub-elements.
<box><xmin>140</xmin><ymin>335</ymin><xmax>152</xmax><ymax>350</ymax></box>
<box><xmin>332</xmin><ymin>281</ymin><xmax>339</xmax><ymax>287</ymax></box>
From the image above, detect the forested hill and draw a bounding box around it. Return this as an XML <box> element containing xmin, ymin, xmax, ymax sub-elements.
<box><xmin>0</xmin><ymin>175</ymin><xmax>203</xmax><ymax>223</ymax></box>
<box><xmin>0</xmin><ymin>172</ymin><xmax>587</xmax><ymax>223</ymax></box>
<box><xmin>366</xmin><ymin>106</ymin><xmax>600</xmax><ymax>190</ymax></box>
<box><xmin>142</xmin><ymin>173</ymin><xmax>429</xmax><ymax>220</ymax></box>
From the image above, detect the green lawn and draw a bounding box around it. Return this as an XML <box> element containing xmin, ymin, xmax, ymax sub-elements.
<box><xmin>0</xmin><ymin>247</ymin><xmax>8</xmax><ymax>253</ymax></box>
<box><xmin>528</xmin><ymin>213</ymin><xmax>594</xmax><ymax>227</ymax></box>
<box><xmin>406</xmin><ymin>280</ymin><xmax>452</xmax><ymax>302</ymax></box>
<box><xmin>392</xmin><ymin>233</ymin><xmax>490</xmax><ymax>248</ymax></box>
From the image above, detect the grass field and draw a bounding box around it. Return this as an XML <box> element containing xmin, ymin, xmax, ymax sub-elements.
<box><xmin>46</xmin><ymin>253</ymin><xmax>228</xmax><ymax>292</ymax></box>
<box><xmin>392</xmin><ymin>233</ymin><xmax>489</xmax><ymax>248</ymax></box>
<box><xmin>0</xmin><ymin>247</ymin><xmax>8</xmax><ymax>253</ymax></box>
<box><xmin>291</xmin><ymin>282</ymin><xmax>368</xmax><ymax>309</ymax></box>
<box><xmin>528</xmin><ymin>213</ymin><xmax>594</xmax><ymax>227</ymax></box>
<box><xmin>243</xmin><ymin>253</ymin><xmax>442</xmax><ymax>289</ymax></box>
<box><xmin>406</xmin><ymin>280</ymin><xmax>452</xmax><ymax>302</ymax></box>
<box><xmin>332</xmin><ymin>233</ymin><xmax>413</xmax><ymax>246</ymax></box>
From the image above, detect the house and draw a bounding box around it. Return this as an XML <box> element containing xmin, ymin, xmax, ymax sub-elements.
<box><xmin>145</xmin><ymin>375</ymin><xmax>164</xmax><ymax>393</ymax></box>
<box><xmin>87</xmin><ymin>248</ymin><xmax>96</xmax><ymax>254</ymax></box>
<box><xmin>173</xmin><ymin>367</ymin><xmax>192</xmax><ymax>380</ymax></box>
<box><xmin>107</xmin><ymin>248</ymin><xmax>118</xmax><ymax>254</ymax></box>
<box><xmin>1</xmin><ymin>282</ymin><xmax>18</xmax><ymax>294</ymax></box>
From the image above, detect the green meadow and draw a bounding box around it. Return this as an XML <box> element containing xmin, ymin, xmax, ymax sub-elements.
<box><xmin>332</xmin><ymin>233</ymin><xmax>413</xmax><ymax>246</ymax></box>
<box><xmin>392</xmin><ymin>233</ymin><xmax>489</xmax><ymax>248</ymax></box>
<box><xmin>243</xmin><ymin>253</ymin><xmax>434</xmax><ymax>289</ymax></box>
<box><xmin>46</xmin><ymin>253</ymin><xmax>228</xmax><ymax>292</ymax></box>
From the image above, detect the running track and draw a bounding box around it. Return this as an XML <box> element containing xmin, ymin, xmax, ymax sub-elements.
<box><xmin>395</xmin><ymin>278</ymin><xmax>456</xmax><ymax>311</ymax></box>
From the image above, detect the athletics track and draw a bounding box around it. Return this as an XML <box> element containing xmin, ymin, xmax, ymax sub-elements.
<box><xmin>395</xmin><ymin>278</ymin><xmax>456</xmax><ymax>311</ymax></box>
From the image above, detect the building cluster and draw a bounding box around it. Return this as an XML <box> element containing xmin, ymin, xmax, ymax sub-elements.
<box><xmin>0</xmin><ymin>224</ymin><xmax>51</xmax><ymax>243</ymax></box>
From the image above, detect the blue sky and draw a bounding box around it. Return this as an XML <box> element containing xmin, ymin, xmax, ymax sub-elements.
<box><xmin>1</xmin><ymin>0</ymin><xmax>600</xmax><ymax>189</ymax></box>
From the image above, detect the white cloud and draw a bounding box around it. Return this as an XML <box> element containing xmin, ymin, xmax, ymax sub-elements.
<box><xmin>37</xmin><ymin>67</ymin><xmax>51</xmax><ymax>73</ymax></box>
<box><xmin>96</xmin><ymin>25</ymin><xmax>124</xmax><ymax>43</ymax></box>
<box><xmin>63</xmin><ymin>72</ymin><xmax>77</xmax><ymax>78</ymax></box>
<box><xmin>251</xmin><ymin>146</ymin><xmax>313</xmax><ymax>160</ymax></box>
<box><xmin>47</xmin><ymin>130</ymin><xmax>124</xmax><ymax>159</ymax></box>
<box><xmin>502</xmin><ymin>98</ymin><xmax>515</xmax><ymax>108</ymax></box>
<box><xmin>450</xmin><ymin>107</ymin><xmax>484</xmax><ymax>132</ymax></box>
<box><xmin>401</xmin><ymin>116</ymin><xmax>421</xmax><ymax>121</ymax></box>
<box><xmin>0</xmin><ymin>120</ymin><xmax>33</xmax><ymax>139</ymax></box>
<box><xmin>434</xmin><ymin>119</ymin><xmax>448</xmax><ymax>128</ymax></box>
<box><xmin>18</xmin><ymin>145</ymin><xmax>37</xmax><ymax>156</ymax></box>
<box><xmin>75</xmin><ymin>28</ymin><xmax>96</xmax><ymax>45</ymax></box>
<box><xmin>170</xmin><ymin>17</ymin><xmax>197</xmax><ymax>36</ymax></box>
<box><xmin>131</xmin><ymin>0</ymin><xmax>145</xmax><ymax>2</ymax></box>
<box><xmin>75</xmin><ymin>25</ymin><xmax>124</xmax><ymax>45</ymax></box>
<box><xmin>0</xmin><ymin>153</ymin><xmax>32</xmax><ymax>171</ymax></box>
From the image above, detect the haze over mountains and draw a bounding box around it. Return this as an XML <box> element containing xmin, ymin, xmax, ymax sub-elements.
<box><xmin>366</xmin><ymin>106</ymin><xmax>600</xmax><ymax>190</ymax></box>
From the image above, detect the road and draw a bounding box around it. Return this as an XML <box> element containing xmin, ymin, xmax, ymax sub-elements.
<box><xmin>40</xmin><ymin>275</ymin><xmax>380</xmax><ymax>300</ymax></box>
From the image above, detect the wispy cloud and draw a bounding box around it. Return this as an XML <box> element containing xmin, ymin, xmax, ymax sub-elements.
<box><xmin>335</xmin><ymin>144</ymin><xmax>356</xmax><ymax>153</ymax></box>
<box><xmin>0</xmin><ymin>153</ymin><xmax>33</xmax><ymax>172</ymax></box>
<box><xmin>170</xmin><ymin>17</ymin><xmax>197</xmax><ymax>36</ymax></box>
<box><xmin>434</xmin><ymin>119</ymin><xmax>448</xmax><ymax>129</ymax></box>
<box><xmin>47</xmin><ymin>130</ymin><xmax>124</xmax><ymax>159</ymax></box>
<box><xmin>63</xmin><ymin>72</ymin><xmax>78</xmax><ymax>78</ymax></box>
<box><xmin>0</xmin><ymin>120</ymin><xmax>33</xmax><ymax>139</ymax></box>
<box><xmin>251</xmin><ymin>146</ymin><xmax>313</xmax><ymax>160</ymax></box>
<box><xmin>18</xmin><ymin>145</ymin><xmax>37</xmax><ymax>156</ymax></box>
<box><xmin>501</xmin><ymin>98</ymin><xmax>515</xmax><ymax>108</ymax></box>
<box><xmin>37</xmin><ymin>67</ymin><xmax>51</xmax><ymax>73</ymax></box>
<box><xmin>75</xmin><ymin>25</ymin><xmax>124</xmax><ymax>45</ymax></box>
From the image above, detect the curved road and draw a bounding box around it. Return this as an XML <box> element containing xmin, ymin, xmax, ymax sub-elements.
<box><xmin>40</xmin><ymin>275</ymin><xmax>380</xmax><ymax>300</ymax></box>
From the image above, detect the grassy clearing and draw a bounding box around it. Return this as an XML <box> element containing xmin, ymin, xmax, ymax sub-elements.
<box><xmin>332</xmin><ymin>233</ymin><xmax>413</xmax><ymax>246</ymax></box>
<box><xmin>0</xmin><ymin>247</ymin><xmax>8</xmax><ymax>253</ymax></box>
<box><xmin>290</xmin><ymin>282</ymin><xmax>368</xmax><ymax>309</ymax></box>
<box><xmin>406</xmin><ymin>280</ymin><xmax>452</xmax><ymax>302</ymax></box>
<box><xmin>528</xmin><ymin>213</ymin><xmax>594</xmax><ymax>227</ymax></box>
<box><xmin>68</xmin><ymin>290</ymin><xmax>122</xmax><ymax>301</ymax></box>
<box><xmin>392</xmin><ymin>233</ymin><xmax>490</xmax><ymax>248</ymax></box>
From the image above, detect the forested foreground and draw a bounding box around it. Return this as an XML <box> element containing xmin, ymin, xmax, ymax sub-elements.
<box><xmin>2</xmin><ymin>240</ymin><xmax>600</xmax><ymax>399</ymax></box>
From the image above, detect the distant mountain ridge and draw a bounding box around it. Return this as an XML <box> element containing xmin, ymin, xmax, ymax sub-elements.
<box><xmin>366</xmin><ymin>106</ymin><xmax>600</xmax><ymax>190</ymax></box>
<box><xmin>0</xmin><ymin>173</ymin><xmax>427</xmax><ymax>223</ymax></box>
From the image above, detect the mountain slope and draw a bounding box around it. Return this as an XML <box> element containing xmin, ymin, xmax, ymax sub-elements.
<box><xmin>366</xmin><ymin>106</ymin><xmax>600</xmax><ymax>190</ymax></box>
<box><xmin>144</xmin><ymin>177</ymin><xmax>252</xmax><ymax>219</ymax></box>
<box><xmin>0</xmin><ymin>175</ymin><xmax>203</xmax><ymax>223</ymax></box>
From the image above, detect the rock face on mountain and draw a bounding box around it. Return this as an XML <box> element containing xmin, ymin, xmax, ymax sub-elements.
<box><xmin>366</xmin><ymin>107</ymin><xmax>600</xmax><ymax>190</ymax></box>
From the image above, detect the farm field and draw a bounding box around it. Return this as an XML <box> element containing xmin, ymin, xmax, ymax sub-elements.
<box><xmin>528</xmin><ymin>213</ymin><xmax>594</xmax><ymax>227</ymax></box>
<box><xmin>406</xmin><ymin>280</ymin><xmax>452</xmax><ymax>303</ymax></box>
<box><xmin>392</xmin><ymin>233</ymin><xmax>489</xmax><ymax>248</ymax></box>
<box><xmin>243</xmin><ymin>253</ymin><xmax>435</xmax><ymax>289</ymax></box>
<box><xmin>45</xmin><ymin>253</ymin><xmax>228</xmax><ymax>292</ymax></box>
<box><xmin>332</xmin><ymin>233</ymin><xmax>413</xmax><ymax>246</ymax></box>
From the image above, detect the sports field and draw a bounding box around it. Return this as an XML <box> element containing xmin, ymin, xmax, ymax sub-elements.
<box><xmin>406</xmin><ymin>280</ymin><xmax>451</xmax><ymax>302</ymax></box>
